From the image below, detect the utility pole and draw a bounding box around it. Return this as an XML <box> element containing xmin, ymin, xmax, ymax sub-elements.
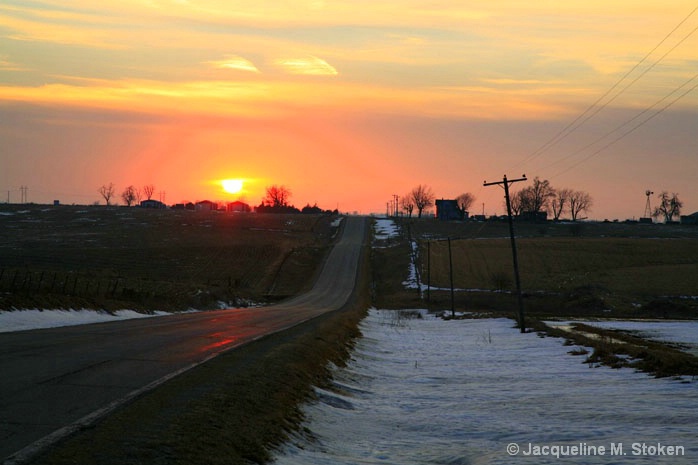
<box><xmin>393</xmin><ymin>194</ymin><xmax>399</xmax><ymax>217</ymax></box>
<box><xmin>448</xmin><ymin>237</ymin><xmax>455</xmax><ymax>318</ymax></box>
<box><xmin>484</xmin><ymin>175</ymin><xmax>527</xmax><ymax>333</ymax></box>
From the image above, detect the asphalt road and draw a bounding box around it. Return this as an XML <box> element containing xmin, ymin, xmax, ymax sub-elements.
<box><xmin>0</xmin><ymin>216</ymin><xmax>367</xmax><ymax>463</ymax></box>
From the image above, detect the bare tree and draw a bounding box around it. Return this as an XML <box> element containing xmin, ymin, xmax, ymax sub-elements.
<box><xmin>143</xmin><ymin>184</ymin><xmax>155</xmax><ymax>201</ymax></box>
<box><xmin>517</xmin><ymin>177</ymin><xmax>555</xmax><ymax>213</ymax></box>
<box><xmin>98</xmin><ymin>183</ymin><xmax>116</xmax><ymax>206</ymax></box>
<box><xmin>510</xmin><ymin>190</ymin><xmax>523</xmax><ymax>216</ymax></box>
<box><xmin>551</xmin><ymin>188</ymin><xmax>573</xmax><ymax>221</ymax></box>
<box><xmin>264</xmin><ymin>185</ymin><xmax>292</xmax><ymax>208</ymax></box>
<box><xmin>121</xmin><ymin>185</ymin><xmax>137</xmax><ymax>207</ymax></box>
<box><xmin>653</xmin><ymin>191</ymin><xmax>682</xmax><ymax>223</ymax></box>
<box><xmin>409</xmin><ymin>184</ymin><xmax>435</xmax><ymax>218</ymax></box>
<box><xmin>568</xmin><ymin>190</ymin><xmax>593</xmax><ymax>221</ymax></box>
<box><xmin>400</xmin><ymin>195</ymin><xmax>415</xmax><ymax>218</ymax></box>
<box><xmin>456</xmin><ymin>192</ymin><xmax>476</xmax><ymax>216</ymax></box>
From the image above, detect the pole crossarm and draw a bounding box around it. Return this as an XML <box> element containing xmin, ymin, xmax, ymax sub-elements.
<box><xmin>483</xmin><ymin>174</ymin><xmax>527</xmax><ymax>333</ymax></box>
<box><xmin>483</xmin><ymin>175</ymin><xmax>528</xmax><ymax>187</ymax></box>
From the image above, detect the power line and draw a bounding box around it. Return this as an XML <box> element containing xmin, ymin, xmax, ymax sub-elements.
<box><xmin>550</xmin><ymin>77</ymin><xmax>698</xmax><ymax>178</ymax></box>
<box><xmin>546</xmin><ymin>71</ymin><xmax>698</xmax><ymax>173</ymax></box>
<box><xmin>511</xmin><ymin>4</ymin><xmax>698</xmax><ymax>171</ymax></box>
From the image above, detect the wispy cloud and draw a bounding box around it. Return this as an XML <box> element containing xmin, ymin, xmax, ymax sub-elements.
<box><xmin>275</xmin><ymin>55</ymin><xmax>338</xmax><ymax>75</ymax></box>
<box><xmin>0</xmin><ymin>55</ymin><xmax>25</xmax><ymax>71</ymax></box>
<box><xmin>207</xmin><ymin>55</ymin><xmax>260</xmax><ymax>73</ymax></box>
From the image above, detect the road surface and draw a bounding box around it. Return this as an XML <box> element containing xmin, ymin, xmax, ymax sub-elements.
<box><xmin>0</xmin><ymin>216</ymin><xmax>367</xmax><ymax>463</ymax></box>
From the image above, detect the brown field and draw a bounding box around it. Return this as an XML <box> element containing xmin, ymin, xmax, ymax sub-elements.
<box><xmin>0</xmin><ymin>205</ymin><xmax>337</xmax><ymax>311</ymax></box>
<box><xmin>375</xmin><ymin>218</ymin><xmax>698</xmax><ymax>319</ymax></box>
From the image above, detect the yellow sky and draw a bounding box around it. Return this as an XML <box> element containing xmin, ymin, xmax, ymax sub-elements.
<box><xmin>1</xmin><ymin>1</ymin><xmax>697</xmax><ymax>218</ymax></box>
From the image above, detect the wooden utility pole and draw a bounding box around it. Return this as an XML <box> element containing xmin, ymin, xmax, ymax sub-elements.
<box><xmin>448</xmin><ymin>237</ymin><xmax>455</xmax><ymax>318</ymax></box>
<box><xmin>426</xmin><ymin>241</ymin><xmax>431</xmax><ymax>303</ymax></box>
<box><xmin>484</xmin><ymin>175</ymin><xmax>527</xmax><ymax>333</ymax></box>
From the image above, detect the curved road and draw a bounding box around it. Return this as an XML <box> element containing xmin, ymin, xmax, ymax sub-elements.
<box><xmin>0</xmin><ymin>216</ymin><xmax>368</xmax><ymax>463</ymax></box>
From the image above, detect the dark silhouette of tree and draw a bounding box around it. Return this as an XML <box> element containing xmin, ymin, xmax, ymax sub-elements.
<box><xmin>264</xmin><ymin>185</ymin><xmax>292</xmax><ymax>208</ymax></box>
<box><xmin>516</xmin><ymin>177</ymin><xmax>555</xmax><ymax>213</ymax></box>
<box><xmin>121</xmin><ymin>185</ymin><xmax>137</xmax><ymax>207</ymax></box>
<box><xmin>568</xmin><ymin>190</ymin><xmax>593</xmax><ymax>221</ymax></box>
<box><xmin>510</xmin><ymin>190</ymin><xmax>523</xmax><ymax>216</ymax></box>
<box><xmin>98</xmin><ymin>183</ymin><xmax>115</xmax><ymax>206</ymax></box>
<box><xmin>409</xmin><ymin>184</ymin><xmax>434</xmax><ymax>218</ymax></box>
<box><xmin>455</xmin><ymin>192</ymin><xmax>476</xmax><ymax>216</ymax></box>
<box><xmin>400</xmin><ymin>195</ymin><xmax>415</xmax><ymax>218</ymax></box>
<box><xmin>143</xmin><ymin>184</ymin><xmax>155</xmax><ymax>201</ymax></box>
<box><xmin>551</xmin><ymin>188</ymin><xmax>572</xmax><ymax>221</ymax></box>
<box><xmin>653</xmin><ymin>191</ymin><xmax>682</xmax><ymax>223</ymax></box>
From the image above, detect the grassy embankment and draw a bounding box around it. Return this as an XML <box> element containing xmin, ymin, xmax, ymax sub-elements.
<box><xmin>372</xmin><ymin>217</ymin><xmax>698</xmax><ymax>377</ymax></box>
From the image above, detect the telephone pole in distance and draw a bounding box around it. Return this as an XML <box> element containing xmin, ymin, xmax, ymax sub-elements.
<box><xmin>484</xmin><ymin>174</ymin><xmax>527</xmax><ymax>333</ymax></box>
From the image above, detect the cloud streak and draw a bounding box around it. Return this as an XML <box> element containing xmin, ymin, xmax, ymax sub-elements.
<box><xmin>275</xmin><ymin>55</ymin><xmax>338</xmax><ymax>75</ymax></box>
<box><xmin>207</xmin><ymin>55</ymin><xmax>260</xmax><ymax>73</ymax></box>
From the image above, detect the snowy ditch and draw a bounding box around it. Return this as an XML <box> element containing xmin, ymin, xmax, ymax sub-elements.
<box><xmin>273</xmin><ymin>310</ymin><xmax>698</xmax><ymax>464</ymax></box>
<box><xmin>272</xmin><ymin>218</ymin><xmax>698</xmax><ymax>464</ymax></box>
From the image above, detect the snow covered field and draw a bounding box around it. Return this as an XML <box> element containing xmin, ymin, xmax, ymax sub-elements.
<box><xmin>274</xmin><ymin>310</ymin><xmax>698</xmax><ymax>465</ymax></box>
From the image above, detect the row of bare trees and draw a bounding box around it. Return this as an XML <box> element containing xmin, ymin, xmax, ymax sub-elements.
<box><xmin>98</xmin><ymin>183</ymin><xmax>156</xmax><ymax>206</ymax></box>
<box><xmin>510</xmin><ymin>177</ymin><xmax>593</xmax><ymax>221</ymax></box>
<box><xmin>397</xmin><ymin>177</ymin><xmax>593</xmax><ymax>221</ymax></box>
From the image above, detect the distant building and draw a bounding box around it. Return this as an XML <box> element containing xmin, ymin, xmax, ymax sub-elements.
<box><xmin>517</xmin><ymin>211</ymin><xmax>547</xmax><ymax>223</ymax></box>
<box><xmin>681</xmin><ymin>212</ymin><xmax>698</xmax><ymax>225</ymax></box>
<box><xmin>227</xmin><ymin>201</ymin><xmax>251</xmax><ymax>213</ymax></box>
<box><xmin>196</xmin><ymin>200</ymin><xmax>218</xmax><ymax>211</ymax></box>
<box><xmin>140</xmin><ymin>199</ymin><xmax>167</xmax><ymax>209</ymax></box>
<box><xmin>435</xmin><ymin>199</ymin><xmax>464</xmax><ymax>221</ymax></box>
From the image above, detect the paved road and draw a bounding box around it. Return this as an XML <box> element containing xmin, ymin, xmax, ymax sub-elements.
<box><xmin>0</xmin><ymin>216</ymin><xmax>367</xmax><ymax>463</ymax></box>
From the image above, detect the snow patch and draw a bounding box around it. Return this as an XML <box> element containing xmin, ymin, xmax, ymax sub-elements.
<box><xmin>0</xmin><ymin>308</ymin><xmax>175</xmax><ymax>333</ymax></box>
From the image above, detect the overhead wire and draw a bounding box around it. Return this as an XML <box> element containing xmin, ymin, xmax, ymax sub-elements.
<box><xmin>546</xmin><ymin>71</ymin><xmax>698</xmax><ymax>173</ymax></box>
<box><xmin>550</xmin><ymin>75</ymin><xmax>698</xmax><ymax>178</ymax></box>
<box><xmin>509</xmin><ymin>4</ymin><xmax>698</xmax><ymax>173</ymax></box>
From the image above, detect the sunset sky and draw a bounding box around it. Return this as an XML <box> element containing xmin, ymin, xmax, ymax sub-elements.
<box><xmin>1</xmin><ymin>1</ymin><xmax>697</xmax><ymax>220</ymax></box>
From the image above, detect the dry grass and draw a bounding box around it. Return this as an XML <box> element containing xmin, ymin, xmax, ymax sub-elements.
<box><xmin>402</xmin><ymin>218</ymin><xmax>698</xmax><ymax>318</ymax></box>
<box><xmin>0</xmin><ymin>205</ymin><xmax>335</xmax><ymax>311</ymax></box>
<box><xmin>423</xmin><ymin>237</ymin><xmax>698</xmax><ymax>298</ymax></box>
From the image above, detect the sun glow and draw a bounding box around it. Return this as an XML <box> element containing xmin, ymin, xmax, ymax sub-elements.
<box><xmin>222</xmin><ymin>179</ymin><xmax>244</xmax><ymax>194</ymax></box>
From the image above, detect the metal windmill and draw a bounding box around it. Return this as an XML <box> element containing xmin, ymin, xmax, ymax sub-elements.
<box><xmin>643</xmin><ymin>189</ymin><xmax>654</xmax><ymax>219</ymax></box>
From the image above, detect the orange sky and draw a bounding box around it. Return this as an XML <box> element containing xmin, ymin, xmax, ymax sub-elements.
<box><xmin>1</xmin><ymin>1</ymin><xmax>697</xmax><ymax>219</ymax></box>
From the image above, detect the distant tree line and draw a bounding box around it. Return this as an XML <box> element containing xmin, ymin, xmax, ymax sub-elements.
<box><xmin>394</xmin><ymin>176</ymin><xmax>594</xmax><ymax>221</ymax></box>
<box><xmin>256</xmin><ymin>185</ymin><xmax>337</xmax><ymax>214</ymax></box>
<box><xmin>509</xmin><ymin>177</ymin><xmax>593</xmax><ymax>221</ymax></box>
<box><xmin>97</xmin><ymin>183</ymin><xmax>156</xmax><ymax>207</ymax></box>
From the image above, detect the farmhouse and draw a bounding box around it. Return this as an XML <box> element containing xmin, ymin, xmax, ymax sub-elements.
<box><xmin>227</xmin><ymin>201</ymin><xmax>251</xmax><ymax>213</ymax></box>
<box><xmin>435</xmin><ymin>199</ymin><xmax>464</xmax><ymax>221</ymax></box>
<box><xmin>139</xmin><ymin>199</ymin><xmax>166</xmax><ymax>209</ymax></box>
<box><xmin>196</xmin><ymin>200</ymin><xmax>218</xmax><ymax>211</ymax></box>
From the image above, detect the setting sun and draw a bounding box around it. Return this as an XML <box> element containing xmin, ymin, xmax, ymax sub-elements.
<box><xmin>222</xmin><ymin>179</ymin><xmax>244</xmax><ymax>194</ymax></box>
